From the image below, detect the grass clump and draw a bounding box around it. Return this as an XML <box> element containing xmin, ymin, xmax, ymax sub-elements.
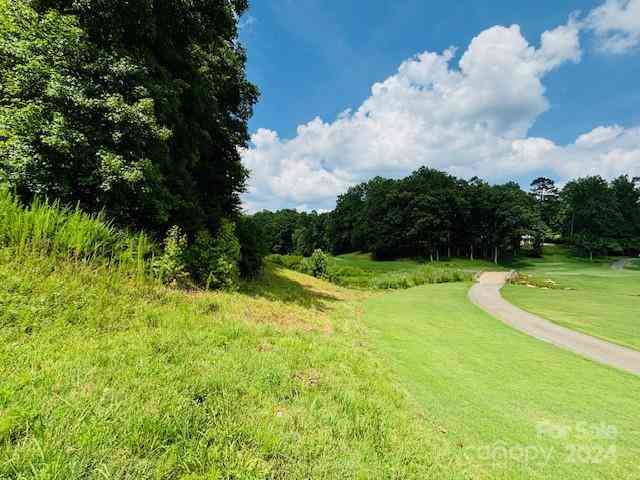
<box><xmin>0</xmin><ymin>187</ymin><xmax>153</xmax><ymax>276</ymax></box>
<box><xmin>366</xmin><ymin>266</ymin><xmax>471</xmax><ymax>290</ymax></box>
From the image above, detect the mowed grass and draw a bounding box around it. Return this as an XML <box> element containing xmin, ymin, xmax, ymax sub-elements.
<box><xmin>0</xmin><ymin>249</ymin><xmax>477</xmax><ymax>479</ymax></box>
<box><xmin>363</xmin><ymin>282</ymin><xmax>640</xmax><ymax>479</ymax></box>
<box><xmin>502</xmin><ymin>246</ymin><xmax>640</xmax><ymax>351</ymax></box>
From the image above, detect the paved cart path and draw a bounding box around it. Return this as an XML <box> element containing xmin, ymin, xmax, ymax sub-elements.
<box><xmin>468</xmin><ymin>272</ymin><xmax>640</xmax><ymax>376</ymax></box>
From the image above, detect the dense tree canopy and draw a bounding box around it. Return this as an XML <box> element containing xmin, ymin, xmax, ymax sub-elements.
<box><xmin>254</xmin><ymin>169</ymin><xmax>640</xmax><ymax>262</ymax></box>
<box><xmin>0</xmin><ymin>0</ymin><xmax>258</xmax><ymax>235</ymax></box>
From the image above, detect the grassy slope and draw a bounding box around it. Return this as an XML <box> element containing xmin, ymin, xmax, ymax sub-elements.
<box><xmin>0</xmin><ymin>249</ymin><xmax>475</xmax><ymax>479</ymax></box>
<box><xmin>363</xmin><ymin>282</ymin><xmax>640</xmax><ymax>479</ymax></box>
<box><xmin>502</xmin><ymin>246</ymin><xmax>640</xmax><ymax>351</ymax></box>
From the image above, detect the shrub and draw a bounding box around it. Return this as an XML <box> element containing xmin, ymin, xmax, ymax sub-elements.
<box><xmin>186</xmin><ymin>220</ymin><xmax>241</xmax><ymax>291</ymax></box>
<box><xmin>152</xmin><ymin>226</ymin><xmax>190</xmax><ymax>287</ymax></box>
<box><xmin>267</xmin><ymin>254</ymin><xmax>305</xmax><ymax>271</ymax></box>
<box><xmin>236</xmin><ymin>215</ymin><xmax>267</xmax><ymax>279</ymax></box>
<box><xmin>301</xmin><ymin>249</ymin><xmax>330</xmax><ymax>279</ymax></box>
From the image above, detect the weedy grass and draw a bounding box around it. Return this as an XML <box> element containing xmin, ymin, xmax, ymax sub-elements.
<box><xmin>270</xmin><ymin>251</ymin><xmax>491</xmax><ymax>290</ymax></box>
<box><xmin>0</xmin><ymin>188</ymin><xmax>154</xmax><ymax>277</ymax></box>
<box><xmin>503</xmin><ymin>245</ymin><xmax>640</xmax><ymax>350</ymax></box>
<box><xmin>0</xmin><ymin>250</ymin><xmax>476</xmax><ymax>479</ymax></box>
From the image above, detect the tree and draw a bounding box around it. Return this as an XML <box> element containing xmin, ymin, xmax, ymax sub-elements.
<box><xmin>530</xmin><ymin>177</ymin><xmax>561</xmax><ymax>235</ymax></box>
<box><xmin>0</xmin><ymin>0</ymin><xmax>258</xmax><ymax>235</ymax></box>
<box><xmin>562</xmin><ymin>176</ymin><xmax>623</xmax><ymax>258</ymax></box>
<box><xmin>611</xmin><ymin>175</ymin><xmax>640</xmax><ymax>254</ymax></box>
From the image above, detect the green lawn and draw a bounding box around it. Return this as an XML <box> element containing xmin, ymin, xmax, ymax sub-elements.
<box><xmin>502</xmin><ymin>246</ymin><xmax>640</xmax><ymax>351</ymax></box>
<box><xmin>363</xmin><ymin>282</ymin><xmax>640</xmax><ymax>479</ymax></box>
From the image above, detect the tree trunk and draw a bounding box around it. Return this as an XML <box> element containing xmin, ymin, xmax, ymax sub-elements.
<box><xmin>570</xmin><ymin>213</ymin><xmax>575</xmax><ymax>239</ymax></box>
<box><xmin>494</xmin><ymin>246</ymin><xmax>498</xmax><ymax>264</ymax></box>
<box><xmin>470</xmin><ymin>245</ymin><xmax>474</xmax><ymax>260</ymax></box>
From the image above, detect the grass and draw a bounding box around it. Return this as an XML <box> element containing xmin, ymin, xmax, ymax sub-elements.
<box><xmin>502</xmin><ymin>245</ymin><xmax>640</xmax><ymax>351</ymax></box>
<box><xmin>270</xmin><ymin>251</ymin><xmax>497</xmax><ymax>290</ymax></box>
<box><xmin>330</xmin><ymin>253</ymin><xmax>501</xmax><ymax>289</ymax></box>
<box><xmin>363</xmin><ymin>282</ymin><xmax>640</xmax><ymax>479</ymax></box>
<box><xmin>0</xmin><ymin>187</ymin><xmax>153</xmax><ymax>277</ymax></box>
<box><xmin>626</xmin><ymin>259</ymin><xmax>640</xmax><ymax>271</ymax></box>
<box><xmin>0</xmin><ymin>249</ymin><xmax>481</xmax><ymax>479</ymax></box>
<box><xmin>4</xmin><ymin>193</ymin><xmax>638</xmax><ymax>478</ymax></box>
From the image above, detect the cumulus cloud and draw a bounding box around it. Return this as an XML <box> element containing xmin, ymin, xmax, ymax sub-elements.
<box><xmin>587</xmin><ymin>0</ymin><xmax>640</xmax><ymax>53</ymax></box>
<box><xmin>241</xmin><ymin>13</ymin><xmax>639</xmax><ymax>212</ymax></box>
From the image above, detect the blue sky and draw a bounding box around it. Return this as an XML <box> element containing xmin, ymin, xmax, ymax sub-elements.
<box><xmin>239</xmin><ymin>0</ymin><xmax>640</xmax><ymax>211</ymax></box>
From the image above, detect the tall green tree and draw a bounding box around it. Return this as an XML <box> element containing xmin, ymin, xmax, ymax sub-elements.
<box><xmin>562</xmin><ymin>176</ymin><xmax>623</xmax><ymax>259</ymax></box>
<box><xmin>530</xmin><ymin>176</ymin><xmax>561</xmax><ymax>235</ymax></box>
<box><xmin>0</xmin><ymin>0</ymin><xmax>258</xmax><ymax>235</ymax></box>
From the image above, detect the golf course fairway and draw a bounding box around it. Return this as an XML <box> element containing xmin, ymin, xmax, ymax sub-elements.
<box><xmin>363</xmin><ymin>282</ymin><xmax>640</xmax><ymax>479</ymax></box>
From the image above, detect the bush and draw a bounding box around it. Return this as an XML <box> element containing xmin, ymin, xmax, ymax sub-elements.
<box><xmin>186</xmin><ymin>220</ymin><xmax>241</xmax><ymax>291</ymax></box>
<box><xmin>267</xmin><ymin>254</ymin><xmax>305</xmax><ymax>271</ymax></box>
<box><xmin>301</xmin><ymin>249</ymin><xmax>330</xmax><ymax>279</ymax></box>
<box><xmin>152</xmin><ymin>226</ymin><xmax>190</xmax><ymax>287</ymax></box>
<box><xmin>236</xmin><ymin>215</ymin><xmax>267</xmax><ymax>279</ymax></box>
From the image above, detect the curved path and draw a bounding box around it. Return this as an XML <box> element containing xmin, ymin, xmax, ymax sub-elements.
<box><xmin>468</xmin><ymin>272</ymin><xmax>640</xmax><ymax>376</ymax></box>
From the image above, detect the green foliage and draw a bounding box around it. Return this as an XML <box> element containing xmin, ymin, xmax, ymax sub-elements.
<box><xmin>235</xmin><ymin>215</ymin><xmax>267</xmax><ymax>279</ymax></box>
<box><xmin>151</xmin><ymin>226</ymin><xmax>189</xmax><ymax>287</ymax></box>
<box><xmin>267</xmin><ymin>254</ymin><xmax>305</xmax><ymax>271</ymax></box>
<box><xmin>186</xmin><ymin>221</ymin><xmax>241</xmax><ymax>291</ymax></box>
<box><xmin>252</xmin><ymin>209</ymin><xmax>330</xmax><ymax>256</ymax></box>
<box><xmin>0</xmin><ymin>0</ymin><xmax>257</xmax><ymax>235</ymax></box>
<box><xmin>0</xmin><ymin>186</ymin><xmax>153</xmax><ymax>276</ymax></box>
<box><xmin>300</xmin><ymin>249</ymin><xmax>330</xmax><ymax>279</ymax></box>
<box><xmin>366</xmin><ymin>267</ymin><xmax>471</xmax><ymax>290</ymax></box>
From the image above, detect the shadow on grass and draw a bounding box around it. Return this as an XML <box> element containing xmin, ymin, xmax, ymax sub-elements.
<box><xmin>241</xmin><ymin>266</ymin><xmax>340</xmax><ymax>311</ymax></box>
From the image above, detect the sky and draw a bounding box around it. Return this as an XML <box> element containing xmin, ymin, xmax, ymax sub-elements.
<box><xmin>239</xmin><ymin>0</ymin><xmax>640</xmax><ymax>212</ymax></box>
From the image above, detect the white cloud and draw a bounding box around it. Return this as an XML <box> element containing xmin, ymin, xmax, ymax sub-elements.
<box><xmin>587</xmin><ymin>0</ymin><xmax>640</xmax><ymax>53</ymax></box>
<box><xmin>241</xmin><ymin>13</ymin><xmax>639</xmax><ymax>212</ymax></box>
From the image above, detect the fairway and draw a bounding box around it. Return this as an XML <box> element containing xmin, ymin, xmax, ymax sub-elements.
<box><xmin>363</xmin><ymin>282</ymin><xmax>640</xmax><ymax>479</ymax></box>
<box><xmin>503</xmin><ymin>247</ymin><xmax>640</xmax><ymax>351</ymax></box>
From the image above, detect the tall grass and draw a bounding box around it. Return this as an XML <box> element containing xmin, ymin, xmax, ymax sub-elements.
<box><xmin>0</xmin><ymin>187</ymin><xmax>155</xmax><ymax>276</ymax></box>
<box><xmin>267</xmin><ymin>253</ymin><xmax>472</xmax><ymax>289</ymax></box>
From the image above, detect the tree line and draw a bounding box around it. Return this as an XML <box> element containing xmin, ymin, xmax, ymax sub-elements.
<box><xmin>253</xmin><ymin>168</ymin><xmax>640</xmax><ymax>262</ymax></box>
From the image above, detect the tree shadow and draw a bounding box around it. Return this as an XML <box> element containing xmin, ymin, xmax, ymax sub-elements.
<box><xmin>240</xmin><ymin>266</ymin><xmax>342</xmax><ymax>312</ymax></box>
